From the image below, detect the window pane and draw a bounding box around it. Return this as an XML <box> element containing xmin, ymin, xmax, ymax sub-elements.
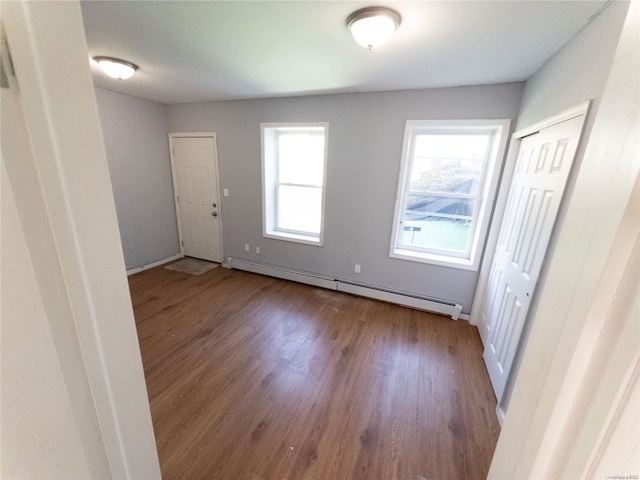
<box><xmin>278</xmin><ymin>134</ymin><xmax>324</xmax><ymax>186</ymax></box>
<box><xmin>402</xmin><ymin>194</ymin><xmax>475</xmax><ymax>253</ymax></box>
<box><xmin>410</xmin><ymin>157</ymin><xmax>483</xmax><ymax>194</ymax></box>
<box><xmin>277</xmin><ymin>185</ymin><xmax>322</xmax><ymax>234</ymax></box>
<box><xmin>406</xmin><ymin>194</ymin><xmax>475</xmax><ymax>219</ymax></box>
<box><xmin>414</xmin><ymin>134</ymin><xmax>490</xmax><ymax>160</ymax></box>
<box><xmin>410</xmin><ymin>133</ymin><xmax>491</xmax><ymax>195</ymax></box>
<box><xmin>400</xmin><ymin>216</ymin><xmax>471</xmax><ymax>253</ymax></box>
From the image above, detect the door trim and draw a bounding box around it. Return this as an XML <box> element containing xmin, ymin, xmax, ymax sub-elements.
<box><xmin>168</xmin><ymin>132</ymin><xmax>224</xmax><ymax>261</ymax></box>
<box><xmin>470</xmin><ymin>101</ymin><xmax>591</xmax><ymax>328</ymax></box>
<box><xmin>470</xmin><ymin>102</ymin><xmax>591</xmax><ymax>422</ymax></box>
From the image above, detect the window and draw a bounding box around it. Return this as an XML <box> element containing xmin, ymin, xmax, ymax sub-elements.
<box><xmin>262</xmin><ymin>123</ymin><xmax>328</xmax><ymax>245</ymax></box>
<box><xmin>390</xmin><ymin>120</ymin><xmax>510</xmax><ymax>270</ymax></box>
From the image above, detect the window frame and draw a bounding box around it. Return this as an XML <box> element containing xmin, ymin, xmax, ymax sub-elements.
<box><xmin>390</xmin><ymin>119</ymin><xmax>511</xmax><ymax>271</ymax></box>
<box><xmin>261</xmin><ymin>122</ymin><xmax>329</xmax><ymax>246</ymax></box>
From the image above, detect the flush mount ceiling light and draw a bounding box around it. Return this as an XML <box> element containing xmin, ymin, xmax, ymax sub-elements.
<box><xmin>347</xmin><ymin>6</ymin><xmax>401</xmax><ymax>50</ymax></box>
<box><xmin>93</xmin><ymin>56</ymin><xmax>138</xmax><ymax>80</ymax></box>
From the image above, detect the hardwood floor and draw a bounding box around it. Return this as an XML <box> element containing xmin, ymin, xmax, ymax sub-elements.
<box><xmin>129</xmin><ymin>264</ymin><xmax>500</xmax><ymax>480</ymax></box>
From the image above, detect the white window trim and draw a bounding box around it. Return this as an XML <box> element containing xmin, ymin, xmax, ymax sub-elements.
<box><xmin>261</xmin><ymin>122</ymin><xmax>329</xmax><ymax>246</ymax></box>
<box><xmin>390</xmin><ymin>119</ymin><xmax>511</xmax><ymax>271</ymax></box>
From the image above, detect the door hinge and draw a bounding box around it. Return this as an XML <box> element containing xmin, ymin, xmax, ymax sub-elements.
<box><xmin>176</xmin><ymin>195</ymin><xmax>179</xmax><ymax>203</ymax></box>
<box><xmin>181</xmin><ymin>240</ymin><xmax>184</xmax><ymax>247</ymax></box>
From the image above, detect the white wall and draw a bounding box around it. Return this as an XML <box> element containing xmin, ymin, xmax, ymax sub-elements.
<box><xmin>167</xmin><ymin>83</ymin><xmax>523</xmax><ymax>313</ymax></box>
<box><xmin>95</xmin><ymin>87</ymin><xmax>180</xmax><ymax>270</ymax></box>
<box><xmin>1</xmin><ymin>1</ymin><xmax>161</xmax><ymax>477</ymax></box>
<box><xmin>2</xmin><ymin>86</ymin><xmax>99</xmax><ymax>480</ymax></box>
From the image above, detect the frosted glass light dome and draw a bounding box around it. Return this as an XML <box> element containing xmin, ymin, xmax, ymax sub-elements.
<box><xmin>93</xmin><ymin>57</ymin><xmax>138</xmax><ymax>80</ymax></box>
<box><xmin>347</xmin><ymin>7</ymin><xmax>401</xmax><ymax>50</ymax></box>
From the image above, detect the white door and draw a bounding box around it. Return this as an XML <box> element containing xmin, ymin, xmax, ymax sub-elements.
<box><xmin>481</xmin><ymin>115</ymin><xmax>585</xmax><ymax>401</ymax></box>
<box><xmin>171</xmin><ymin>135</ymin><xmax>222</xmax><ymax>263</ymax></box>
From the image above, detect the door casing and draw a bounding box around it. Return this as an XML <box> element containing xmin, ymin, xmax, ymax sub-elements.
<box><xmin>169</xmin><ymin>133</ymin><xmax>224</xmax><ymax>262</ymax></box>
<box><xmin>470</xmin><ymin>102</ymin><xmax>590</xmax><ymax>422</ymax></box>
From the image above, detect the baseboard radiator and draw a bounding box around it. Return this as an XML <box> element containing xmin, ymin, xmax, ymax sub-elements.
<box><xmin>226</xmin><ymin>257</ymin><xmax>465</xmax><ymax>320</ymax></box>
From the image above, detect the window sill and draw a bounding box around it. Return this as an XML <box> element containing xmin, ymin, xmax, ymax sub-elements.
<box><xmin>390</xmin><ymin>248</ymin><xmax>479</xmax><ymax>271</ymax></box>
<box><xmin>264</xmin><ymin>230</ymin><xmax>323</xmax><ymax>247</ymax></box>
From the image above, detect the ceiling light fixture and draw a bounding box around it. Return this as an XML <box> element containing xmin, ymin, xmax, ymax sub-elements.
<box><xmin>93</xmin><ymin>56</ymin><xmax>138</xmax><ymax>80</ymax></box>
<box><xmin>347</xmin><ymin>6</ymin><xmax>401</xmax><ymax>50</ymax></box>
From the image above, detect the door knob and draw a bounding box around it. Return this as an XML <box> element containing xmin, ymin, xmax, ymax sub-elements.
<box><xmin>212</xmin><ymin>203</ymin><xmax>217</xmax><ymax>208</ymax></box>
<box><xmin>211</xmin><ymin>212</ymin><xmax>218</xmax><ymax>217</ymax></box>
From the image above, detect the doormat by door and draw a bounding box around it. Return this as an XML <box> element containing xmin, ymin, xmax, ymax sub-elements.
<box><xmin>165</xmin><ymin>258</ymin><xmax>218</xmax><ymax>276</ymax></box>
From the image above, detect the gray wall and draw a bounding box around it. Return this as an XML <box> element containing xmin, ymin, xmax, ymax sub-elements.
<box><xmin>167</xmin><ymin>83</ymin><xmax>524</xmax><ymax>312</ymax></box>
<box><xmin>516</xmin><ymin>1</ymin><xmax>629</xmax><ymax>129</ymax></box>
<box><xmin>95</xmin><ymin>88</ymin><xmax>180</xmax><ymax>270</ymax></box>
<box><xmin>94</xmin><ymin>2</ymin><xmax>627</xmax><ymax>313</ymax></box>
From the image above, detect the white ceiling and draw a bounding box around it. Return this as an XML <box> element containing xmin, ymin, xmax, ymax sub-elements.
<box><xmin>81</xmin><ymin>1</ymin><xmax>611</xmax><ymax>105</ymax></box>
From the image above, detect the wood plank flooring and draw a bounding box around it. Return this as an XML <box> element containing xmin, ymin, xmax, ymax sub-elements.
<box><xmin>129</xmin><ymin>264</ymin><xmax>500</xmax><ymax>480</ymax></box>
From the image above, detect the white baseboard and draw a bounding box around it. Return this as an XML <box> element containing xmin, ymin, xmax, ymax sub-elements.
<box><xmin>126</xmin><ymin>254</ymin><xmax>181</xmax><ymax>276</ymax></box>
<box><xmin>227</xmin><ymin>257</ymin><xmax>465</xmax><ymax>320</ymax></box>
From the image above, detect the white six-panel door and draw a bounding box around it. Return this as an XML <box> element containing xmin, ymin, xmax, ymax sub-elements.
<box><xmin>171</xmin><ymin>135</ymin><xmax>222</xmax><ymax>263</ymax></box>
<box><xmin>481</xmin><ymin>114</ymin><xmax>585</xmax><ymax>402</ymax></box>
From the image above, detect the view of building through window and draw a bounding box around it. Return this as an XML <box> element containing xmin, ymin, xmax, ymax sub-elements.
<box><xmin>402</xmin><ymin>133</ymin><xmax>491</xmax><ymax>254</ymax></box>
<box><xmin>391</xmin><ymin>120</ymin><xmax>509</xmax><ymax>269</ymax></box>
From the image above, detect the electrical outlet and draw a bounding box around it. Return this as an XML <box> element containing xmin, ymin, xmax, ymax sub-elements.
<box><xmin>244</xmin><ymin>244</ymin><xmax>250</xmax><ymax>252</ymax></box>
<box><xmin>256</xmin><ymin>247</ymin><xmax>260</xmax><ymax>254</ymax></box>
<box><xmin>355</xmin><ymin>264</ymin><xmax>361</xmax><ymax>273</ymax></box>
<box><xmin>223</xmin><ymin>188</ymin><xmax>229</xmax><ymax>197</ymax></box>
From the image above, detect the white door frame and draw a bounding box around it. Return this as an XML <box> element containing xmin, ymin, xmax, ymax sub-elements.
<box><xmin>470</xmin><ymin>101</ymin><xmax>590</xmax><ymax>419</ymax></box>
<box><xmin>471</xmin><ymin>101</ymin><xmax>590</xmax><ymax>327</ymax></box>
<box><xmin>2</xmin><ymin>1</ymin><xmax>161</xmax><ymax>477</ymax></box>
<box><xmin>168</xmin><ymin>132</ymin><xmax>224</xmax><ymax>261</ymax></box>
